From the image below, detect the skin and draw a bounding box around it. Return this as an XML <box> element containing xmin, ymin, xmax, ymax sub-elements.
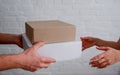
<box><xmin>0</xmin><ymin>33</ymin><xmax>56</xmax><ymax>72</ymax></box>
<box><xmin>90</xmin><ymin>47</ymin><xmax>120</xmax><ymax>68</ymax></box>
<box><xmin>80</xmin><ymin>36</ymin><xmax>120</xmax><ymax>69</ymax></box>
<box><xmin>0</xmin><ymin>33</ymin><xmax>23</xmax><ymax>48</ymax></box>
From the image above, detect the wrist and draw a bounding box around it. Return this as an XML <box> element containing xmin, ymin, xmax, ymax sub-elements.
<box><xmin>15</xmin><ymin>53</ymin><xmax>28</xmax><ymax>69</ymax></box>
<box><xmin>14</xmin><ymin>34</ymin><xmax>23</xmax><ymax>48</ymax></box>
<box><xmin>13</xmin><ymin>53</ymin><xmax>26</xmax><ymax>69</ymax></box>
<box><xmin>92</xmin><ymin>38</ymin><xmax>102</xmax><ymax>46</ymax></box>
<box><xmin>10</xmin><ymin>54</ymin><xmax>23</xmax><ymax>69</ymax></box>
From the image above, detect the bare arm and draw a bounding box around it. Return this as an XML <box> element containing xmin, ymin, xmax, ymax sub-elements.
<box><xmin>0</xmin><ymin>42</ymin><xmax>56</xmax><ymax>72</ymax></box>
<box><xmin>81</xmin><ymin>37</ymin><xmax>120</xmax><ymax>50</ymax></box>
<box><xmin>95</xmin><ymin>38</ymin><xmax>120</xmax><ymax>50</ymax></box>
<box><xmin>0</xmin><ymin>33</ymin><xmax>22</xmax><ymax>48</ymax></box>
<box><xmin>0</xmin><ymin>54</ymin><xmax>20</xmax><ymax>71</ymax></box>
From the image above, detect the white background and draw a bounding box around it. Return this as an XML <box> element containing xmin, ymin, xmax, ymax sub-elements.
<box><xmin>0</xmin><ymin>0</ymin><xmax>120</xmax><ymax>75</ymax></box>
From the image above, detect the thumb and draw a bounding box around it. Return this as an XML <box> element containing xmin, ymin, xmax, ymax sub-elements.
<box><xmin>33</xmin><ymin>41</ymin><xmax>44</xmax><ymax>50</ymax></box>
<box><xmin>96</xmin><ymin>46</ymin><xmax>110</xmax><ymax>51</ymax></box>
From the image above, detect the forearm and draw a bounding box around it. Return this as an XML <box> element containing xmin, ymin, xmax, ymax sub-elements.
<box><xmin>0</xmin><ymin>33</ymin><xmax>23</xmax><ymax>48</ymax></box>
<box><xmin>0</xmin><ymin>54</ymin><xmax>21</xmax><ymax>71</ymax></box>
<box><xmin>0</xmin><ymin>33</ymin><xmax>19</xmax><ymax>44</ymax></box>
<box><xmin>95</xmin><ymin>38</ymin><xmax>120</xmax><ymax>50</ymax></box>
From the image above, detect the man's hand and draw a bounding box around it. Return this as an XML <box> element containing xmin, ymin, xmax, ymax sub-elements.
<box><xmin>90</xmin><ymin>47</ymin><xmax>120</xmax><ymax>68</ymax></box>
<box><xmin>80</xmin><ymin>37</ymin><xmax>96</xmax><ymax>50</ymax></box>
<box><xmin>17</xmin><ymin>42</ymin><xmax>56</xmax><ymax>72</ymax></box>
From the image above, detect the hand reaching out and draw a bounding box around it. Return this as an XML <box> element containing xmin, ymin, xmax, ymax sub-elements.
<box><xmin>80</xmin><ymin>37</ymin><xmax>96</xmax><ymax>50</ymax></box>
<box><xmin>80</xmin><ymin>36</ymin><xmax>120</xmax><ymax>69</ymax></box>
<box><xmin>17</xmin><ymin>42</ymin><xmax>56</xmax><ymax>72</ymax></box>
<box><xmin>90</xmin><ymin>47</ymin><xmax>120</xmax><ymax>68</ymax></box>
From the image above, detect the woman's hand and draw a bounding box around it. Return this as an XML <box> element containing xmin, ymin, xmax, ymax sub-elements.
<box><xmin>80</xmin><ymin>37</ymin><xmax>97</xmax><ymax>50</ymax></box>
<box><xmin>90</xmin><ymin>47</ymin><xmax>120</xmax><ymax>68</ymax></box>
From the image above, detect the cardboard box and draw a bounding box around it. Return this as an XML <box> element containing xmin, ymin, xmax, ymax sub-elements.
<box><xmin>25</xmin><ymin>20</ymin><xmax>76</xmax><ymax>44</ymax></box>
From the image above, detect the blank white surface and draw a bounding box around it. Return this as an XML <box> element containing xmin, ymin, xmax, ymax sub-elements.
<box><xmin>38</xmin><ymin>41</ymin><xmax>82</xmax><ymax>61</ymax></box>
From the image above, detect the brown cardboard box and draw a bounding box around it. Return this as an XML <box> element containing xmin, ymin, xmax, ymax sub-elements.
<box><xmin>25</xmin><ymin>20</ymin><xmax>76</xmax><ymax>44</ymax></box>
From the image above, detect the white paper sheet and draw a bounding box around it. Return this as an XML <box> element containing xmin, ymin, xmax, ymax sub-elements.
<box><xmin>38</xmin><ymin>41</ymin><xmax>82</xmax><ymax>61</ymax></box>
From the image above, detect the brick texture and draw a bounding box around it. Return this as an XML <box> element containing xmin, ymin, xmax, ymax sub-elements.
<box><xmin>0</xmin><ymin>0</ymin><xmax>120</xmax><ymax>75</ymax></box>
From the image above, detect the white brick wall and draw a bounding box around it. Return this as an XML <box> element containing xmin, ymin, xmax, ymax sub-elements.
<box><xmin>0</xmin><ymin>0</ymin><xmax>120</xmax><ymax>75</ymax></box>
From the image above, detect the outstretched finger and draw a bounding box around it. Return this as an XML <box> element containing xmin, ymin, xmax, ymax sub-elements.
<box><xmin>40</xmin><ymin>56</ymin><xmax>56</xmax><ymax>63</ymax></box>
